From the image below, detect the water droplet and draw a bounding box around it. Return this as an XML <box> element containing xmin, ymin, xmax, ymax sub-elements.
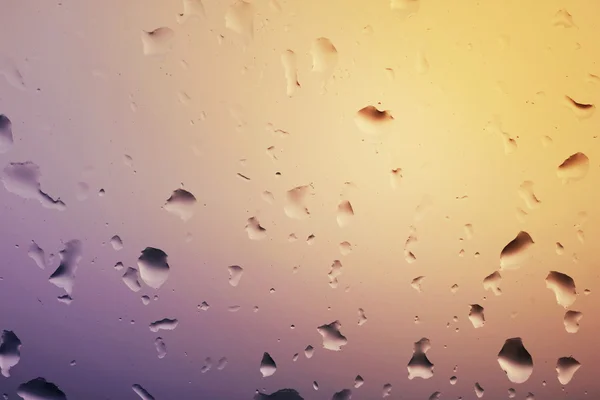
<box><xmin>137</xmin><ymin>248</ymin><xmax>170</xmax><ymax>289</ymax></box>
<box><xmin>382</xmin><ymin>383</ymin><xmax>392</xmax><ymax>397</ymax></box>
<box><xmin>525</xmin><ymin>393</ymin><xmax>534</xmax><ymax>400</ymax></box>
<box><xmin>483</xmin><ymin>271</ymin><xmax>502</xmax><ymax>295</ymax></box>
<box><xmin>385</xmin><ymin>68</ymin><xmax>395</xmax><ymax>81</ymax></box>
<box><xmin>311</xmin><ymin>38</ymin><xmax>338</xmax><ymax>79</ymax></box>
<box><xmin>553</xmin><ymin>9</ymin><xmax>575</xmax><ymax>28</ymax></box>
<box><xmin>28</xmin><ymin>241</ymin><xmax>46</xmax><ymax>269</ymax></box>
<box><xmin>354</xmin><ymin>106</ymin><xmax>394</xmax><ymax>136</ymax></box>
<box><xmin>500</xmin><ymin>231</ymin><xmax>534</xmax><ymax>270</ymax></box>
<box><xmin>228</xmin><ymin>265</ymin><xmax>244</xmax><ymax>287</ymax></box>
<box><xmin>407</xmin><ymin>338</ymin><xmax>434</xmax><ymax>380</ymax></box>
<box><xmin>110</xmin><ymin>235</ymin><xmax>123</xmax><ymax>251</ymax></box>
<box><xmin>178</xmin><ymin>0</ymin><xmax>205</xmax><ymax>24</ymax></box>
<box><xmin>2</xmin><ymin>162</ymin><xmax>66</xmax><ymax>210</ymax></box>
<box><xmin>141</xmin><ymin>28</ymin><xmax>174</xmax><ymax>56</ymax></box>
<box><xmin>260</xmin><ymin>352</ymin><xmax>277</xmax><ymax>377</ymax></box>
<box><xmin>474</xmin><ymin>382</ymin><xmax>484</xmax><ymax>398</ymax></box>
<box><xmin>564</xmin><ymin>96</ymin><xmax>595</xmax><ymax>119</ymax></box>
<box><xmin>164</xmin><ymin>189</ymin><xmax>197</xmax><ymax>221</ymax></box>
<box><xmin>141</xmin><ymin>295</ymin><xmax>150</xmax><ymax>305</ymax></box>
<box><xmin>390</xmin><ymin>168</ymin><xmax>402</xmax><ymax>189</ymax></box>
<box><xmin>317</xmin><ymin>321</ymin><xmax>347</xmax><ymax>351</ymax></box>
<box><xmin>497</xmin><ymin>338</ymin><xmax>533</xmax><ymax>384</ymax></box>
<box><xmin>449</xmin><ymin>376</ymin><xmax>457</xmax><ymax>385</ymax></box>
<box><xmin>149</xmin><ymin>318</ymin><xmax>178</xmax><ymax>332</ymax></box>
<box><xmin>304</xmin><ymin>345</ymin><xmax>314</xmax><ymax>358</ymax></box>
<box><xmin>328</xmin><ymin>260</ymin><xmax>343</xmax><ymax>288</ymax></box>
<box><xmin>312</xmin><ymin>381</ymin><xmax>318</xmax><ymax>390</ymax></box>
<box><xmin>464</xmin><ymin>224</ymin><xmax>474</xmax><ymax>239</ymax></box>
<box><xmin>411</xmin><ymin>276</ymin><xmax>425</xmax><ymax>292</ymax></box>
<box><xmin>339</xmin><ymin>241</ymin><xmax>352</xmax><ymax>255</ymax></box>
<box><xmin>450</xmin><ymin>284</ymin><xmax>459</xmax><ymax>294</ymax></box>
<box><xmin>557</xmin><ymin>152</ymin><xmax>589</xmax><ymax>183</ymax></box>
<box><xmin>198</xmin><ymin>301</ymin><xmax>210</xmax><ymax>311</ymax></box>
<box><xmin>556</xmin><ymin>242</ymin><xmax>565</xmax><ymax>255</ymax></box>
<box><xmin>508</xmin><ymin>388</ymin><xmax>516</xmax><ymax>398</ymax></box>
<box><xmin>556</xmin><ymin>356</ymin><xmax>581</xmax><ymax>385</ymax></box>
<box><xmin>0</xmin><ymin>331</ymin><xmax>21</xmax><ymax>377</ymax></box>
<box><xmin>17</xmin><ymin>378</ymin><xmax>67</xmax><ymax>400</ymax></box>
<box><xmin>468</xmin><ymin>304</ymin><xmax>485</xmax><ymax>328</ymax></box>
<box><xmin>545</xmin><ymin>271</ymin><xmax>577</xmax><ymax>308</ymax></box>
<box><xmin>217</xmin><ymin>357</ymin><xmax>228</xmax><ymax>370</ymax></box>
<box><xmin>357</xmin><ymin>308</ymin><xmax>367</xmax><ymax>326</ymax></box>
<box><xmin>332</xmin><ymin>389</ymin><xmax>352</xmax><ymax>400</ymax></box>
<box><xmin>262</xmin><ymin>191</ymin><xmax>275</xmax><ymax>204</ymax></box>
<box><xmin>132</xmin><ymin>384</ymin><xmax>155</xmax><ymax>400</ymax></box>
<box><xmin>284</xmin><ymin>185</ymin><xmax>311</xmax><ymax>219</ymax></box>
<box><xmin>122</xmin><ymin>267</ymin><xmax>142</xmax><ymax>292</ymax></box>
<box><xmin>0</xmin><ymin>115</ymin><xmax>13</xmax><ymax>154</ymax></box>
<box><xmin>200</xmin><ymin>357</ymin><xmax>212</xmax><ymax>373</ymax></box>
<box><xmin>0</xmin><ymin>58</ymin><xmax>26</xmax><ymax>90</ymax></box>
<box><xmin>246</xmin><ymin>217</ymin><xmax>267</xmax><ymax>240</ymax></box>
<box><xmin>336</xmin><ymin>201</ymin><xmax>354</xmax><ymax>227</ymax></box>
<box><xmin>518</xmin><ymin>182</ymin><xmax>541</xmax><ymax>210</ymax></box>
<box><xmin>225</xmin><ymin>1</ymin><xmax>255</xmax><ymax>39</ymax></box>
<box><xmin>390</xmin><ymin>0</ymin><xmax>420</xmax><ymax>18</ymax></box>
<box><xmin>154</xmin><ymin>337</ymin><xmax>167</xmax><ymax>359</ymax></box>
<box><xmin>279</xmin><ymin>50</ymin><xmax>302</xmax><ymax>99</ymax></box>
<box><xmin>354</xmin><ymin>375</ymin><xmax>364</xmax><ymax>388</ymax></box>
<box><xmin>48</xmin><ymin>240</ymin><xmax>82</xmax><ymax>296</ymax></box>
<box><xmin>428</xmin><ymin>392</ymin><xmax>441</xmax><ymax>400</ymax></box>
<box><xmin>541</xmin><ymin>136</ymin><xmax>553</xmax><ymax>147</ymax></box>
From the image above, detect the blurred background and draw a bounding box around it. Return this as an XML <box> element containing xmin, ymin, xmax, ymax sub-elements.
<box><xmin>0</xmin><ymin>0</ymin><xmax>598</xmax><ymax>398</ymax></box>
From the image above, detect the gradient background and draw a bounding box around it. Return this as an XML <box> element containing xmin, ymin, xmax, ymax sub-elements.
<box><xmin>0</xmin><ymin>0</ymin><xmax>599</xmax><ymax>398</ymax></box>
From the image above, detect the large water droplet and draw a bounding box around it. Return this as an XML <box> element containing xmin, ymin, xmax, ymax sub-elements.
<box><xmin>122</xmin><ymin>267</ymin><xmax>142</xmax><ymax>292</ymax></box>
<box><xmin>164</xmin><ymin>189</ymin><xmax>197</xmax><ymax>221</ymax></box>
<box><xmin>246</xmin><ymin>217</ymin><xmax>267</xmax><ymax>240</ymax></box>
<box><xmin>468</xmin><ymin>305</ymin><xmax>485</xmax><ymax>328</ymax></box>
<box><xmin>0</xmin><ymin>331</ymin><xmax>21</xmax><ymax>378</ymax></box>
<box><xmin>48</xmin><ymin>240</ymin><xmax>82</xmax><ymax>296</ymax></box>
<box><xmin>137</xmin><ymin>248</ymin><xmax>170</xmax><ymax>289</ymax></box>
<box><xmin>149</xmin><ymin>318</ymin><xmax>178</xmax><ymax>332</ymax></box>
<box><xmin>284</xmin><ymin>186</ymin><xmax>311</xmax><ymax>219</ymax></box>
<box><xmin>545</xmin><ymin>271</ymin><xmax>577</xmax><ymax>308</ymax></box>
<box><xmin>557</xmin><ymin>153</ymin><xmax>589</xmax><ymax>183</ymax></box>
<box><xmin>141</xmin><ymin>28</ymin><xmax>174</xmax><ymax>56</ymax></box>
<box><xmin>317</xmin><ymin>321</ymin><xmax>347</xmax><ymax>351</ymax></box>
<box><xmin>228</xmin><ymin>265</ymin><xmax>244</xmax><ymax>287</ymax></box>
<box><xmin>556</xmin><ymin>356</ymin><xmax>580</xmax><ymax>385</ymax></box>
<box><xmin>563</xmin><ymin>310</ymin><xmax>583</xmax><ymax>333</ymax></box>
<box><xmin>500</xmin><ymin>232</ymin><xmax>534</xmax><ymax>270</ymax></box>
<box><xmin>17</xmin><ymin>378</ymin><xmax>67</xmax><ymax>400</ymax></box>
<box><xmin>354</xmin><ymin>106</ymin><xmax>394</xmax><ymax>136</ymax></box>
<box><xmin>225</xmin><ymin>0</ymin><xmax>255</xmax><ymax>39</ymax></box>
<box><xmin>497</xmin><ymin>338</ymin><xmax>533</xmax><ymax>384</ymax></box>
<box><xmin>407</xmin><ymin>338</ymin><xmax>434</xmax><ymax>380</ymax></box>
<box><xmin>2</xmin><ymin>162</ymin><xmax>66</xmax><ymax>210</ymax></box>
<box><xmin>260</xmin><ymin>352</ymin><xmax>277</xmax><ymax>377</ymax></box>
<box><xmin>483</xmin><ymin>271</ymin><xmax>502</xmax><ymax>295</ymax></box>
